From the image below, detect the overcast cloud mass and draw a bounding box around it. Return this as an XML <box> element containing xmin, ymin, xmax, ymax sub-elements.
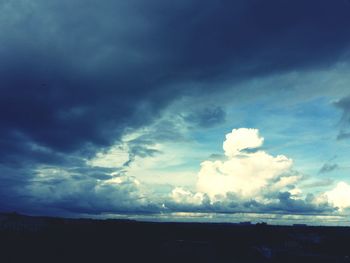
<box><xmin>1</xmin><ymin>0</ymin><xmax>350</xmax><ymax>224</ymax></box>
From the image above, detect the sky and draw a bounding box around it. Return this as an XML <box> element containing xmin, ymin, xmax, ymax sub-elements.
<box><xmin>1</xmin><ymin>0</ymin><xmax>350</xmax><ymax>224</ymax></box>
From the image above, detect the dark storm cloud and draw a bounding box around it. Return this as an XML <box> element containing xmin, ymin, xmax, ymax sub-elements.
<box><xmin>2</xmin><ymin>0</ymin><xmax>350</xmax><ymax>162</ymax></box>
<box><xmin>2</xmin><ymin>0</ymin><xmax>350</xmax><ymax>215</ymax></box>
<box><xmin>184</xmin><ymin>106</ymin><xmax>226</xmax><ymax>128</ymax></box>
<box><xmin>267</xmin><ymin>192</ymin><xmax>335</xmax><ymax>214</ymax></box>
<box><xmin>0</xmin><ymin>165</ymin><xmax>35</xmax><ymax>213</ymax></box>
<box><xmin>334</xmin><ymin>96</ymin><xmax>350</xmax><ymax>140</ymax></box>
<box><xmin>318</xmin><ymin>163</ymin><xmax>339</xmax><ymax>174</ymax></box>
<box><xmin>337</xmin><ymin>132</ymin><xmax>350</xmax><ymax>140</ymax></box>
<box><xmin>123</xmin><ymin>142</ymin><xmax>161</xmax><ymax>167</ymax></box>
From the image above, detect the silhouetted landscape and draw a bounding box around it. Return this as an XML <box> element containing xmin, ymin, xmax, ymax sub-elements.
<box><xmin>1</xmin><ymin>212</ymin><xmax>350</xmax><ymax>262</ymax></box>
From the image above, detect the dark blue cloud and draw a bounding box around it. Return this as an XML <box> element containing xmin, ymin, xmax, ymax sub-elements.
<box><xmin>184</xmin><ymin>106</ymin><xmax>226</xmax><ymax>128</ymax></box>
<box><xmin>2</xmin><ymin>0</ymin><xmax>350</xmax><ymax>160</ymax></box>
<box><xmin>335</xmin><ymin>96</ymin><xmax>350</xmax><ymax>140</ymax></box>
<box><xmin>318</xmin><ymin>163</ymin><xmax>339</xmax><ymax>174</ymax></box>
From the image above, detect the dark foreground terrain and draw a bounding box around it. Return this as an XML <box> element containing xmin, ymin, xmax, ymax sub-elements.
<box><xmin>1</xmin><ymin>213</ymin><xmax>350</xmax><ymax>263</ymax></box>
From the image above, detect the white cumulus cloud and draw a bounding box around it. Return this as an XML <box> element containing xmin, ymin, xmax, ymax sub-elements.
<box><xmin>197</xmin><ymin>128</ymin><xmax>294</xmax><ymax>200</ymax></box>
<box><xmin>324</xmin><ymin>182</ymin><xmax>350</xmax><ymax>210</ymax></box>
<box><xmin>223</xmin><ymin>128</ymin><xmax>264</xmax><ymax>157</ymax></box>
<box><xmin>171</xmin><ymin>187</ymin><xmax>205</xmax><ymax>206</ymax></box>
